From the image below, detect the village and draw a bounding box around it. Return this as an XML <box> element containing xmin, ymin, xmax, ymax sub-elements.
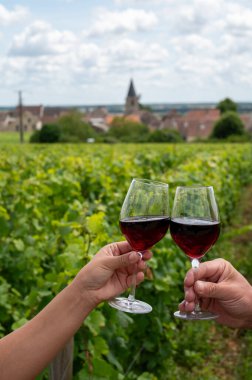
<box><xmin>1</xmin><ymin>79</ymin><xmax>252</xmax><ymax>142</ymax></box>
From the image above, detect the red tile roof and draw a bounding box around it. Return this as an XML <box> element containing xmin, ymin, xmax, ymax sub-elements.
<box><xmin>180</xmin><ymin>109</ymin><xmax>220</xmax><ymax>140</ymax></box>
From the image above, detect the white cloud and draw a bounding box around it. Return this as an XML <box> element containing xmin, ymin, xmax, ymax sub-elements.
<box><xmin>163</xmin><ymin>0</ymin><xmax>224</xmax><ymax>35</ymax></box>
<box><xmin>9</xmin><ymin>21</ymin><xmax>77</xmax><ymax>56</ymax></box>
<box><xmin>105</xmin><ymin>38</ymin><xmax>168</xmax><ymax>74</ymax></box>
<box><xmin>2</xmin><ymin>0</ymin><xmax>252</xmax><ymax>104</ymax></box>
<box><xmin>171</xmin><ymin>34</ymin><xmax>214</xmax><ymax>55</ymax></box>
<box><xmin>223</xmin><ymin>3</ymin><xmax>252</xmax><ymax>35</ymax></box>
<box><xmin>0</xmin><ymin>5</ymin><xmax>29</xmax><ymax>26</ymax></box>
<box><xmin>86</xmin><ymin>8</ymin><xmax>158</xmax><ymax>37</ymax></box>
<box><xmin>2</xmin><ymin>15</ymin><xmax>169</xmax><ymax>92</ymax></box>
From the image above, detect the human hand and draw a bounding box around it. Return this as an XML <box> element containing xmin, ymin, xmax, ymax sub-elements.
<box><xmin>72</xmin><ymin>241</ymin><xmax>152</xmax><ymax>309</ymax></box>
<box><xmin>179</xmin><ymin>259</ymin><xmax>252</xmax><ymax>328</ymax></box>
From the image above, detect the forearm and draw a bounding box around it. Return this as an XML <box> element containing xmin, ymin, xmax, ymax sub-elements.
<box><xmin>0</xmin><ymin>282</ymin><xmax>94</xmax><ymax>380</ymax></box>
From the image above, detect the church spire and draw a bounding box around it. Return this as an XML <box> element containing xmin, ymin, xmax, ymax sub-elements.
<box><xmin>127</xmin><ymin>79</ymin><xmax>137</xmax><ymax>98</ymax></box>
<box><xmin>125</xmin><ymin>78</ymin><xmax>140</xmax><ymax>115</ymax></box>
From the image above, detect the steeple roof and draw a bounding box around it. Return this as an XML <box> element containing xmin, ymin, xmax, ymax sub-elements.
<box><xmin>127</xmin><ymin>79</ymin><xmax>137</xmax><ymax>97</ymax></box>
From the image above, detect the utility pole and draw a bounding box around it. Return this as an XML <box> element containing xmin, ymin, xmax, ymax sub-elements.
<box><xmin>18</xmin><ymin>90</ymin><xmax>24</xmax><ymax>143</ymax></box>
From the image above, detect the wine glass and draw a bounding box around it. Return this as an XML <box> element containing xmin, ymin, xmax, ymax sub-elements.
<box><xmin>170</xmin><ymin>186</ymin><xmax>220</xmax><ymax>320</ymax></box>
<box><xmin>108</xmin><ymin>178</ymin><xmax>169</xmax><ymax>314</ymax></box>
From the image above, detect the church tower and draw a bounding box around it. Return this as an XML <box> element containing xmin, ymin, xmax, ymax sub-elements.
<box><xmin>125</xmin><ymin>79</ymin><xmax>140</xmax><ymax>115</ymax></box>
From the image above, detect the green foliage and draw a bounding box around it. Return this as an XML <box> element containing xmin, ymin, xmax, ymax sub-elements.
<box><xmin>29</xmin><ymin>111</ymin><xmax>98</xmax><ymax>144</ymax></box>
<box><xmin>29</xmin><ymin>130</ymin><xmax>41</xmax><ymax>143</ymax></box>
<box><xmin>58</xmin><ymin>110</ymin><xmax>96</xmax><ymax>142</ymax></box>
<box><xmin>139</xmin><ymin>103</ymin><xmax>153</xmax><ymax>112</ymax></box>
<box><xmin>0</xmin><ymin>132</ymin><xmax>32</xmax><ymax>143</ymax></box>
<box><xmin>108</xmin><ymin>117</ymin><xmax>149</xmax><ymax>142</ymax></box>
<box><xmin>0</xmin><ymin>143</ymin><xmax>252</xmax><ymax>379</ymax></box>
<box><xmin>226</xmin><ymin>133</ymin><xmax>251</xmax><ymax>142</ymax></box>
<box><xmin>148</xmin><ymin>129</ymin><xmax>183</xmax><ymax>143</ymax></box>
<box><xmin>39</xmin><ymin>124</ymin><xmax>61</xmax><ymax>143</ymax></box>
<box><xmin>211</xmin><ymin>111</ymin><xmax>245</xmax><ymax>139</ymax></box>
<box><xmin>217</xmin><ymin>97</ymin><xmax>237</xmax><ymax>114</ymax></box>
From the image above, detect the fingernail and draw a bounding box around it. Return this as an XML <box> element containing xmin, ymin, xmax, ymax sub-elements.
<box><xmin>137</xmin><ymin>252</ymin><xmax>143</xmax><ymax>259</ymax></box>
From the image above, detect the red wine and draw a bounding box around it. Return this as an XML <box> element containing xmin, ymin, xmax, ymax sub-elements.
<box><xmin>120</xmin><ymin>216</ymin><xmax>170</xmax><ymax>251</ymax></box>
<box><xmin>170</xmin><ymin>217</ymin><xmax>220</xmax><ymax>259</ymax></box>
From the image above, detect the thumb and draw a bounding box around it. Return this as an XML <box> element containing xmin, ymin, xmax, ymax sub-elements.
<box><xmin>101</xmin><ymin>251</ymin><xmax>140</xmax><ymax>270</ymax></box>
<box><xmin>195</xmin><ymin>281</ymin><xmax>229</xmax><ymax>300</ymax></box>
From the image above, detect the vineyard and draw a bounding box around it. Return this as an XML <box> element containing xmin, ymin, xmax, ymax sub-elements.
<box><xmin>0</xmin><ymin>143</ymin><xmax>252</xmax><ymax>379</ymax></box>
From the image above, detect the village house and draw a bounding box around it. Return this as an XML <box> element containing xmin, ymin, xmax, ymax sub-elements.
<box><xmin>42</xmin><ymin>106</ymin><xmax>70</xmax><ymax>126</ymax></box>
<box><xmin>178</xmin><ymin>109</ymin><xmax>220</xmax><ymax>141</ymax></box>
<box><xmin>0</xmin><ymin>105</ymin><xmax>43</xmax><ymax>132</ymax></box>
<box><xmin>160</xmin><ymin>110</ymin><xmax>182</xmax><ymax>131</ymax></box>
<box><xmin>240</xmin><ymin>113</ymin><xmax>252</xmax><ymax>133</ymax></box>
<box><xmin>0</xmin><ymin>105</ymin><xmax>71</xmax><ymax>132</ymax></box>
<box><xmin>84</xmin><ymin>107</ymin><xmax>110</xmax><ymax>133</ymax></box>
<box><xmin>1</xmin><ymin>80</ymin><xmax>252</xmax><ymax>140</ymax></box>
<box><xmin>0</xmin><ymin>111</ymin><xmax>16</xmax><ymax>132</ymax></box>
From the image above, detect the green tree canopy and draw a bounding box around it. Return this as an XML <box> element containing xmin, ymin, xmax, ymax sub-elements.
<box><xmin>30</xmin><ymin>124</ymin><xmax>60</xmax><ymax>143</ymax></box>
<box><xmin>139</xmin><ymin>103</ymin><xmax>153</xmax><ymax>112</ymax></box>
<box><xmin>58</xmin><ymin>110</ymin><xmax>96</xmax><ymax>142</ymax></box>
<box><xmin>108</xmin><ymin>117</ymin><xmax>149</xmax><ymax>142</ymax></box>
<box><xmin>217</xmin><ymin>98</ymin><xmax>237</xmax><ymax>114</ymax></box>
<box><xmin>148</xmin><ymin>129</ymin><xmax>183</xmax><ymax>143</ymax></box>
<box><xmin>211</xmin><ymin>111</ymin><xmax>245</xmax><ymax>139</ymax></box>
<box><xmin>30</xmin><ymin>111</ymin><xmax>97</xmax><ymax>143</ymax></box>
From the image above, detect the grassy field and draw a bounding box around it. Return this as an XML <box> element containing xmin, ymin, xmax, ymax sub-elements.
<box><xmin>0</xmin><ymin>132</ymin><xmax>32</xmax><ymax>143</ymax></box>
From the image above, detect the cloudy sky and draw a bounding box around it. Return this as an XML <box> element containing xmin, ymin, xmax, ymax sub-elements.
<box><xmin>1</xmin><ymin>0</ymin><xmax>252</xmax><ymax>106</ymax></box>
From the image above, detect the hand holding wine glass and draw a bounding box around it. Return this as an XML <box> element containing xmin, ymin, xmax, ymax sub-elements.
<box><xmin>179</xmin><ymin>258</ymin><xmax>252</xmax><ymax>328</ymax></box>
<box><xmin>109</xmin><ymin>178</ymin><xmax>170</xmax><ymax>314</ymax></box>
<box><xmin>170</xmin><ymin>186</ymin><xmax>220</xmax><ymax>320</ymax></box>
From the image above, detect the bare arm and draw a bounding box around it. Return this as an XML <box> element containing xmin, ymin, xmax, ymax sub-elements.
<box><xmin>0</xmin><ymin>242</ymin><xmax>151</xmax><ymax>380</ymax></box>
<box><xmin>0</xmin><ymin>282</ymin><xmax>92</xmax><ymax>380</ymax></box>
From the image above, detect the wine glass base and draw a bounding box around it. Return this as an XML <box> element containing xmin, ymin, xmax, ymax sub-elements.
<box><xmin>174</xmin><ymin>310</ymin><xmax>218</xmax><ymax>321</ymax></box>
<box><xmin>108</xmin><ymin>297</ymin><xmax>152</xmax><ymax>314</ymax></box>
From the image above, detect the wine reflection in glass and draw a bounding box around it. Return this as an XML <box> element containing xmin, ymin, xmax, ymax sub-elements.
<box><xmin>170</xmin><ymin>186</ymin><xmax>220</xmax><ymax>320</ymax></box>
<box><xmin>109</xmin><ymin>178</ymin><xmax>170</xmax><ymax>314</ymax></box>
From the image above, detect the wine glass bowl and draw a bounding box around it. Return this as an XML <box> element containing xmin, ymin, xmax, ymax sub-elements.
<box><xmin>170</xmin><ymin>186</ymin><xmax>220</xmax><ymax>320</ymax></box>
<box><xmin>108</xmin><ymin>178</ymin><xmax>169</xmax><ymax>314</ymax></box>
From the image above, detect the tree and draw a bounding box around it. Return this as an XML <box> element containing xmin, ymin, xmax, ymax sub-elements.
<box><xmin>217</xmin><ymin>98</ymin><xmax>237</xmax><ymax>114</ymax></box>
<box><xmin>148</xmin><ymin>129</ymin><xmax>183</xmax><ymax>143</ymax></box>
<box><xmin>211</xmin><ymin>111</ymin><xmax>245</xmax><ymax>139</ymax></box>
<box><xmin>30</xmin><ymin>124</ymin><xmax>60</xmax><ymax>143</ymax></box>
<box><xmin>139</xmin><ymin>103</ymin><xmax>153</xmax><ymax>112</ymax></box>
<box><xmin>58</xmin><ymin>110</ymin><xmax>96</xmax><ymax>142</ymax></box>
<box><xmin>108</xmin><ymin>117</ymin><xmax>149</xmax><ymax>142</ymax></box>
<box><xmin>30</xmin><ymin>110</ymin><xmax>98</xmax><ymax>143</ymax></box>
<box><xmin>40</xmin><ymin>124</ymin><xmax>61</xmax><ymax>143</ymax></box>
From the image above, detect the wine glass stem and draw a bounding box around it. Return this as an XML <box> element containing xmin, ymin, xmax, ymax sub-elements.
<box><xmin>128</xmin><ymin>273</ymin><xmax>136</xmax><ymax>302</ymax></box>
<box><xmin>127</xmin><ymin>251</ymin><xmax>142</xmax><ymax>303</ymax></box>
<box><xmin>191</xmin><ymin>258</ymin><xmax>201</xmax><ymax>313</ymax></box>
